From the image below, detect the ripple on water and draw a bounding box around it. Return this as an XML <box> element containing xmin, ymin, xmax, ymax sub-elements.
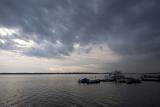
<box><xmin>0</xmin><ymin>75</ymin><xmax>160</xmax><ymax>107</ymax></box>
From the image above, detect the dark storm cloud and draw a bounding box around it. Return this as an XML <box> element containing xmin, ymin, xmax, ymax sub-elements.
<box><xmin>0</xmin><ymin>0</ymin><xmax>160</xmax><ymax>58</ymax></box>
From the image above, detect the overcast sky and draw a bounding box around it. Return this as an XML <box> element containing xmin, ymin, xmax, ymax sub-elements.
<box><xmin>0</xmin><ymin>0</ymin><xmax>160</xmax><ymax>73</ymax></box>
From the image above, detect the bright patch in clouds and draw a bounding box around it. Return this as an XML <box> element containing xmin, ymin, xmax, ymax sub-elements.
<box><xmin>13</xmin><ymin>39</ymin><xmax>34</xmax><ymax>48</ymax></box>
<box><xmin>0</xmin><ymin>27</ymin><xmax>18</xmax><ymax>36</ymax></box>
<box><xmin>73</xmin><ymin>43</ymin><xmax>80</xmax><ymax>49</ymax></box>
<box><xmin>0</xmin><ymin>39</ymin><xmax>5</xmax><ymax>44</ymax></box>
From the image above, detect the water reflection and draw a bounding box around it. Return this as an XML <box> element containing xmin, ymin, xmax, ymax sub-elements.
<box><xmin>0</xmin><ymin>74</ymin><xmax>159</xmax><ymax>107</ymax></box>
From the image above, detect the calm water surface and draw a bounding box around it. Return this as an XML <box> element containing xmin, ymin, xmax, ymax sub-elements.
<box><xmin>0</xmin><ymin>74</ymin><xmax>159</xmax><ymax>107</ymax></box>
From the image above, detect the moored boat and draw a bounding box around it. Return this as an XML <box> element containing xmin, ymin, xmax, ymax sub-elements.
<box><xmin>141</xmin><ymin>75</ymin><xmax>160</xmax><ymax>82</ymax></box>
<box><xmin>126</xmin><ymin>77</ymin><xmax>141</xmax><ymax>84</ymax></box>
<box><xmin>78</xmin><ymin>78</ymin><xmax>100</xmax><ymax>84</ymax></box>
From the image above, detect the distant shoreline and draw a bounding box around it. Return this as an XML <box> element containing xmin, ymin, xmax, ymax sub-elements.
<box><xmin>0</xmin><ymin>73</ymin><xmax>107</xmax><ymax>75</ymax></box>
<box><xmin>0</xmin><ymin>72</ymin><xmax>159</xmax><ymax>75</ymax></box>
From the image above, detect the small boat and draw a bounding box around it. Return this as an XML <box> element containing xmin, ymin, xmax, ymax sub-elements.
<box><xmin>141</xmin><ymin>75</ymin><xmax>160</xmax><ymax>82</ymax></box>
<box><xmin>126</xmin><ymin>78</ymin><xmax>141</xmax><ymax>84</ymax></box>
<box><xmin>78</xmin><ymin>78</ymin><xmax>89</xmax><ymax>83</ymax></box>
<box><xmin>78</xmin><ymin>78</ymin><xmax>100</xmax><ymax>84</ymax></box>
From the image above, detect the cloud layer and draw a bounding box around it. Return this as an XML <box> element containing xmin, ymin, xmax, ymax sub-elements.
<box><xmin>0</xmin><ymin>0</ymin><xmax>160</xmax><ymax>72</ymax></box>
<box><xmin>0</xmin><ymin>0</ymin><xmax>160</xmax><ymax>57</ymax></box>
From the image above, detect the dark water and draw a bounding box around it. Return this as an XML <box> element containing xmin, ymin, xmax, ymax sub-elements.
<box><xmin>0</xmin><ymin>74</ymin><xmax>159</xmax><ymax>107</ymax></box>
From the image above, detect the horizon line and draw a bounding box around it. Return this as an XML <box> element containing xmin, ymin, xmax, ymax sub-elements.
<box><xmin>0</xmin><ymin>72</ymin><xmax>159</xmax><ymax>75</ymax></box>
